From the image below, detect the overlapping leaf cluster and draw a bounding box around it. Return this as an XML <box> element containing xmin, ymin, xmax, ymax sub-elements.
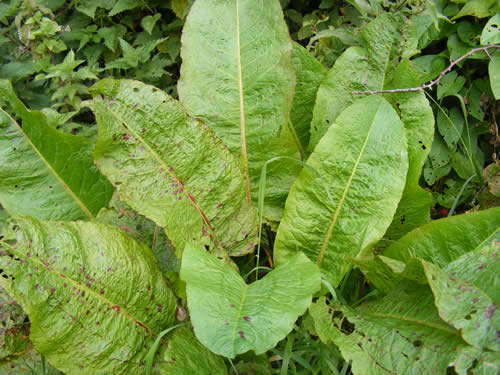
<box><xmin>0</xmin><ymin>0</ymin><xmax>498</xmax><ymax>374</ymax></box>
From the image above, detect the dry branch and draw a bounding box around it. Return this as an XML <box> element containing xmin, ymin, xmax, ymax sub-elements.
<box><xmin>352</xmin><ymin>45</ymin><xmax>500</xmax><ymax>95</ymax></box>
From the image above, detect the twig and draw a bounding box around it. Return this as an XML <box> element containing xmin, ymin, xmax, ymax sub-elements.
<box><xmin>152</xmin><ymin>225</ymin><xmax>158</xmax><ymax>250</ymax></box>
<box><xmin>352</xmin><ymin>45</ymin><xmax>500</xmax><ymax>95</ymax></box>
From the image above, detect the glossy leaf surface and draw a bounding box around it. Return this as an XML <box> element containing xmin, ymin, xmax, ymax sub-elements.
<box><xmin>178</xmin><ymin>0</ymin><xmax>299</xmax><ymax>218</ymax></box>
<box><xmin>0</xmin><ymin>80</ymin><xmax>113</xmax><ymax>221</ymax></box>
<box><xmin>0</xmin><ymin>216</ymin><xmax>178</xmax><ymax>374</ymax></box>
<box><xmin>180</xmin><ymin>243</ymin><xmax>321</xmax><ymax>358</ymax></box>
<box><xmin>85</xmin><ymin>79</ymin><xmax>258</xmax><ymax>257</ymax></box>
<box><xmin>275</xmin><ymin>96</ymin><xmax>408</xmax><ymax>286</ymax></box>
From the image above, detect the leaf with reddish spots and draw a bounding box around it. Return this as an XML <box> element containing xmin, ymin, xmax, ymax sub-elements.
<box><xmin>181</xmin><ymin>243</ymin><xmax>320</xmax><ymax>358</ymax></box>
<box><xmin>85</xmin><ymin>79</ymin><xmax>258</xmax><ymax>259</ymax></box>
<box><xmin>0</xmin><ymin>216</ymin><xmax>181</xmax><ymax>374</ymax></box>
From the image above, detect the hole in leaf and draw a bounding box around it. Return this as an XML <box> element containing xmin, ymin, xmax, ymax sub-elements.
<box><xmin>412</xmin><ymin>340</ymin><xmax>423</xmax><ymax>347</ymax></box>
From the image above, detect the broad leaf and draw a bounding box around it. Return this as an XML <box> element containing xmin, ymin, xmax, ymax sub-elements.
<box><xmin>96</xmin><ymin>196</ymin><xmax>179</xmax><ymax>273</ymax></box>
<box><xmin>274</xmin><ymin>95</ymin><xmax>408</xmax><ymax>286</ymax></box>
<box><xmin>452</xmin><ymin>0</ymin><xmax>500</xmax><ymax>20</ymax></box>
<box><xmin>0</xmin><ymin>345</ymin><xmax>64</xmax><ymax>374</ymax></box>
<box><xmin>85</xmin><ymin>79</ymin><xmax>258</xmax><ymax>258</ymax></box>
<box><xmin>178</xmin><ymin>0</ymin><xmax>300</xmax><ymax>219</ymax></box>
<box><xmin>384</xmin><ymin>207</ymin><xmax>500</xmax><ymax>266</ymax></box>
<box><xmin>380</xmin><ymin>60</ymin><xmax>434</xmax><ymax>244</ymax></box>
<box><xmin>0</xmin><ymin>80</ymin><xmax>113</xmax><ymax>221</ymax></box>
<box><xmin>356</xmin><ymin>208</ymin><xmax>500</xmax><ymax>292</ymax></box>
<box><xmin>310</xmin><ymin>14</ymin><xmax>431</xmax><ymax>244</ymax></box>
<box><xmin>308</xmin><ymin>46</ymin><xmax>371</xmax><ymax>151</ymax></box>
<box><xmin>309</xmin><ymin>13</ymin><xmax>418</xmax><ymax>149</ymax></box>
<box><xmin>290</xmin><ymin>43</ymin><xmax>327</xmax><ymax>154</ymax></box>
<box><xmin>157</xmin><ymin>326</ymin><xmax>228</xmax><ymax>374</ymax></box>
<box><xmin>489</xmin><ymin>52</ymin><xmax>500</xmax><ymax>100</ymax></box>
<box><xmin>0</xmin><ymin>216</ymin><xmax>179</xmax><ymax>374</ymax></box>
<box><xmin>480</xmin><ymin>14</ymin><xmax>500</xmax><ymax>45</ymax></box>
<box><xmin>311</xmin><ymin>283</ymin><xmax>469</xmax><ymax>375</ymax></box>
<box><xmin>359</xmin><ymin>233</ymin><xmax>500</xmax><ymax>352</ymax></box>
<box><xmin>180</xmin><ymin>243</ymin><xmax>321</xmax><ymax>358</ymax></box>
<box><xmin>454</xmin><ymin>346</ymin><xmax>500</xmax><ymax>374</ymax></box>
<box><xmin>422</xmin><ymin>235</ymin><xmax>500</xmax><ymax>351</ymax></box>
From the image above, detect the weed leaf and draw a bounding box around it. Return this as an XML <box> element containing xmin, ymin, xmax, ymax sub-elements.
<box><xmin>274</xmin><ymin>95</ymin><xmax>408</xmax><ymax>286</ymax></box>
<box><xmin>180</xmin><ymin>242</ymin><xmax>320</xmax><ymax>358</ymax></box>
<box><xmin>0</xmin><ymin>80</ymin><xmax>113</xmax><ymax>221</ymax></box>
<box><xmin>85</xmin><ymin>79</ymin><xmax>258</xmax><ymax>258</ymax></box>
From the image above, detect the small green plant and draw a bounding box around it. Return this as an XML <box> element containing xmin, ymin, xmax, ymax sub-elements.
<box><xmin>0</xmin><ymin>0</ymin><xmax>499</xmax><ymax>374</ymax></box>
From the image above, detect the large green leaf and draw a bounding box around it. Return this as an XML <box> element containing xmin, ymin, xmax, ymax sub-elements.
<box><xmin>178</xmin><ymin>0</ymin><xmax>300</xmax><ymax>220</ymax></box>
<box><xmin>452</xmin><ymin>0</ymin><xmax>500</xmax><ymax>19</ymax></box>
<box><xmin>180</xmin><ymin>243</ymin><xmax>321</xmax><ymax>358</ymax></box>
<box><xmin>85</xmin><ymin>79</ymin><xmax>258</xmax><ymax>258</ymax></box>
<box><xmin>0</xmin><ymin>80</ymin><xmax>113</xmax><ymax>221</ymax></box>
<box><xmin>96</xmin><ymin>195</ymin><xmax>179</xmax><ymax>273</ymax></box>
<box><xmin>309</xmin><ymin>13</ymin><xmax>418</xmax><ymax>150</ymax></box>
<box><xmin>310</xmin><ymin>14</ymin><xmax>431</xmax><ymax>244</ymax></box>
<box><xmin>422</xmin><ymin>234</ymin><xmax>500</xmax><ymax>351</ymax></box>
<box><xmin>379</xmin><ymin>59</ymin><xmax>434</xmax><ymax>245</ymax></box>
<box><xmin>384</xmin><ymin>207</ymin><xmax>500</xmax><ymax>266</ymax></box>
<box><xmin>310</xmin><ymin>283</ymin><xmax>471</xmax><ymax>375</ymax></box>
<box><xmin>274</xmin><ymin>95</ymin><xmax>408</xmax><ymax>286</ymax></box>
<box><xmin>355</xmin><ymin>208</ymin><xmax>500</xmax><ymax>292</ymax></box>
<box><xmin>289</xmin><ymin>43</ymin><xmax>327</xmax><ymax>154</ymax></box>
<box><xmin>308</xmin><ymin>46</ymin><xmax>372</xmax><ymax>151</ymax></box>
<box><xmin>0</xmin><ymin>216</ymin><xmax>179</xmax><ymax>374</ymax></box>
<box><xmin>358</xmin><ymin>233</ymin><xmax>500</xmax><ymax>353</ymax></box>
<box><xmin>157</xmin><ymin>326</ymin><xmax>228</xmax><ymax>374</ymax></box>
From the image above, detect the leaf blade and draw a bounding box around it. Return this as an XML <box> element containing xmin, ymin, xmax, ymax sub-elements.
<box><xmin>181</xmin><ymin>243</ymin><xmax>321</xmax><ymax>358</ymax></box>
<box><xmin>0</xmin><ymin>80</ymin><xmax>113</xmax><ymax>221</ymax></box>
<box><xmin>178</xmin><ymin>0</ymin><xmax>299</xmax><ymax>218</ymax></box>
<box><xmin>275</xmin><ymin>95</ymin><xmax>408</xmax><ymax>286</ymax></box>
<box><xmin>0</xmin><ymin>216</ymin><xmax>177</xmax><ymax>374</ymax></box>
<box><xmin>85</xmin><ymin>79</ymin><xmax>258</xmax><ymax>257</ymax></box>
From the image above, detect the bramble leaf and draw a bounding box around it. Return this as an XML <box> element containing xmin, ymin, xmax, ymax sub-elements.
<box><xmin>480</xmin><ymin>14</ymin><xmax>500</xmax><ymax>45</ymax></box>
<box><xmin>108</xmin><ymin>0</ymin><xmax>141</xmax><ymax>17</ymax></box>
